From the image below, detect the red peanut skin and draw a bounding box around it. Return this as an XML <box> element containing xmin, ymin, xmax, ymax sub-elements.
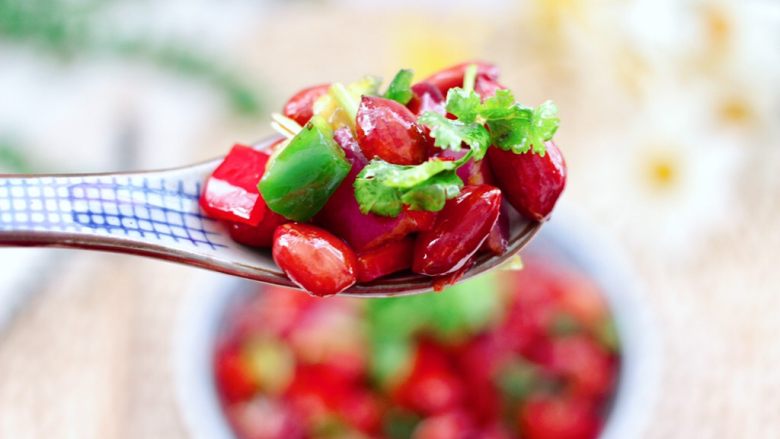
<box><xmin>356</xmin><ymin>96</ymin><xmax>429</xmax><ymax>165</ymax></box>
<box><xmin>474</xmin><ymin>74</ymin><xmax>506</xmax><ymax>100</ymax></box>
<box><xmin>413</xmin><ymin>185</ymin><xmax>502</xmax><ymax>276</ymax></box>
<box><xmin>282</xmin><ymin>84</ymin><xmax>329</xmax><ymax>126</ymax></box>
<box><xmin>407</xmin><ymin>82</ymin><xmax>446</xmax><ymax>116</ymax></box>
<box><xmin>356</xmin><ymin>237</ymin><xmax>415</xmax><ymax>283</ymax></box>
<box><xmin>487</xmin><ymin>142</ymin><xmax>566</xmax><ymax>221</ymax></box>
<box><xmin>480</xmin><ymin>202</ymin><xmax>510</xmax><ymax>256</ymax></box>
<box><xmin>432</xmin><ymin>258</ymin><xmax>476</xmax><ymax>292</ymax></box>
<box><xmin>435</xmin><ymin>150</ymin><xmax>499</xmax><ymax>258</ymax></box>
<box><xmin>272</xmin><ymin>223</ymin><xmax>358</xmax><ymax>296</ymax></box>
<box><xmin>423</xmin><ymin>61</ymin><xmax>500</xmax><ymax>95</ymax></box>
<box><xmin>436</xmin><ymin>148</ymin><xmax>496</xmax><ymax>186</ymax></box>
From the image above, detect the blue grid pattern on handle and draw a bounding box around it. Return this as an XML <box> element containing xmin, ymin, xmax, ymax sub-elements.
<box><xmin>0</xmin><ymin>175</ymin><xmax>226</xmax><ymax>250</ymax></box>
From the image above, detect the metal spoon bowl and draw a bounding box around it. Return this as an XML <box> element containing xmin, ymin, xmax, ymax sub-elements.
<box><xmin>0</xmin><ymin>137</ymin><xmax>541</xmax><ymax>297</ymax></box>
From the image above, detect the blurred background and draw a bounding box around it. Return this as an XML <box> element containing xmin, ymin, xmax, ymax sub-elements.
<box><xmin>0</xmin><ymin>0</ymin><xmax>778</xmax><ymax>437</ymax></box>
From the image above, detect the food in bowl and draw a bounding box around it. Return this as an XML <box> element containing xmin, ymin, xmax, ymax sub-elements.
<box><xmin>213</xmin><ymin>258</ymin><xmax>619</xmax><ymax>438</ymax></box>
<box><xmin>199</xmin><ymin>62</ymin><xmax>567</xmax><ymax>296</ymax></box>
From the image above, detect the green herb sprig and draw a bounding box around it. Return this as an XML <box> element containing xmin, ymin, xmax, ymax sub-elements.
<box><xmin>355</xmin><ymin>65</ymin><xmax>560</xmax><ymax>218</ymax></box>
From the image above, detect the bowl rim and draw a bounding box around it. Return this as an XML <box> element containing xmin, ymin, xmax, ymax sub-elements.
<box><xmin>172</xmin><ymin>210</ymin><xmax>663</xmax><ymax>439</ymax></box>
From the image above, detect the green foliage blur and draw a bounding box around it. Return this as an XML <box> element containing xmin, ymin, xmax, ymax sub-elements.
<box><xmin>0</xmin><ymin>0</ymin><xmax>263</xmax><ymax>115</ymax></box>
<box><xmin>365</xmin><ymin>273</ymin><xmax>502</xmax><ymax>385</ymax></box>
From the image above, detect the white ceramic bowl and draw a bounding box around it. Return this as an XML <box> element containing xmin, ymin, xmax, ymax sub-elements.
<box><xmin>173</xmin><ymin>213</ymin><xmax>662</xmax><ymax>439</ymax></box>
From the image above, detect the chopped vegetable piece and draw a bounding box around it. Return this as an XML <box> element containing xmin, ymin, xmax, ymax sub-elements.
<box><xmin>283</xmin><ymin>84</ymin><xmax>330</xmax><ymax>126</ymax></box>
<box><xmin>462</xmin><ymin>63</ymin><xmax>478</xmax><ymax>93</ymax></box>
<box><xmin>333</xmin><ymin>125</ymin><xmax>367</xmax><ymax>163</ymax></box>
<box><xmin>354</xmin><ymin>158</ymin><xmax>461</xmax><ymax>217</ymax></box>
<box><xmin>487</xmin><ymin>141</ymin><xmax>566</xmax><ymax>220</ymax></box>
<box><xmin>227</xmin><ymin>209</ymin><xmax>289</xmax><ymax>248</ymax></box>
<box><xmin>331</xmin><ymin>82</ymin><xmax>360</xmax><ymax>122</ymax></box>
<box><xmin>270</xmin><ymin>113</ymin><xmax>303</xmax><ymax>139</ymax></box>
<box><xmin>383</xmin><ymin>69</ymin><xmax>414</xmax><ymax>105</ymax></box>
<box><xmin>356</xmin><ymin>238</ymin><xmax>415</xmax><ymax>283</ymax></box>
<box><xmin>272</xmin><ymin>223</ymin><xmax>358</xmax><ymax>296</ymax></box>
<box><xmin>314</xmin><ymin>76</ymin><xmax>381</xmax><ymax>129</ymax></box>
<box><xmin>356</xmin><ymin>96</ymin><xmax>429</xmax><ymax>165</ymax></box>
<box><xmin>413</xmin><ymin>185</ymin><xmax>502</xmax><ymax>276</ymax></box>
<box><xmin>200</xmin><ymin>144</ymin><xmax>269</xmax><ymax>226</ymax></box>
<box><xmin>259</xmin><ymin>116</ymin><xmax>352</xmax><ymax>221</ymax></box>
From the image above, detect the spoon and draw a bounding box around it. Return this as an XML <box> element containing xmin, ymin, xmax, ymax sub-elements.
<box><xmin>0</xmin><ymin>137</ymin><xmax>541</xmax><ymax>297</ymax></box>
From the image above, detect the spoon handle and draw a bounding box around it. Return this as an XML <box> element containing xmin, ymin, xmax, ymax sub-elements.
<box><xmin>0</xmin><ymin>166</ymin><xmax>228</xmax><ymax>254</ymax></box>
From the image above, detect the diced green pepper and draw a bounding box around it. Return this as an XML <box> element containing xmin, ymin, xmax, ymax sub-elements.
<box><xmin>258</xmin><ymin>116</ymin><xmax>351</xmax><ymax>221</ymax></box>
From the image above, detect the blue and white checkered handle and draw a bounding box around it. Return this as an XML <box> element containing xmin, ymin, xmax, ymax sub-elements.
<box><xmin>0</xmin><ymin>140</ymin><xmax>300</xmax><ymax>289</ymax></box>
<box><xmin>0</xmin><ymin>163</ymin><xmax>232</xmax><ymax>255</ymax></box>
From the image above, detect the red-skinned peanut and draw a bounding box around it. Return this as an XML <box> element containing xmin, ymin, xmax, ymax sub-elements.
<box><xmin>356</xmin><ymin>237</ymin><xmax>415</xmax><ymax>283</ymax></box>
<box><xmin>413</xmin><ymin>185</ymin><xmax>502</xmax><ymax>276</ymax></box>
<box><xmin>488</xmin><ymin>142</ymin><xmax>566</xmax><ymax>221</ymax></box>
<box><xmin>282</xmin><ymin>84</ymin><xmax>329</xmax><ymax>126</ymax></box>
<box><xmin>407</xmin><ymin>82</ymin><xmax>446</xmax><ymax>116</ymax></box>
<box><xmin>272</xmin><ymin>223</ymin><xmax>358</xmax><ymax>296</ymax></box>
<box><xmin>356</xmin><ymin>96</ymin><xmax>429</xmax><ymax>165</ymax></box>
<box><xmin>423</xmin><ymin>61</ymin><xmax>500</xmax><ymax>95</ymax></box>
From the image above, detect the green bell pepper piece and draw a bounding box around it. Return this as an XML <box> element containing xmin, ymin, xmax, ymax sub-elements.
<box><xmin>258</xmin><ymin>116</ymin><xmax>351</xmax><ymax>221</ymax></box>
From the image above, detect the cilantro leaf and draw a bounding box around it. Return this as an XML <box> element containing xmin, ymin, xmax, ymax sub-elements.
<box><xmin>480</xmin><ymin>89</ymin><xmax>518</xmax><ymax>119</ymax></box>
<box><xmin>477</xmin><ymin>89</ymin><xmax>531</xmax><ymax>151</ymax></box>
<box><xmin>400</xmin><ymin>170</ymin><xmax>463</xmax><ymax>212</ymax></box>
<box><xmin>354</xmin><ymin>161</ymin><xmax>405</xmax><ymax>217</ymax></box>
<box><xmin>384</xmin><ymin>69</ymin><xmax>414</xmax><ymax>105</ymax></box>
<box><xmin>418</xmin><ymin>112</ymin><xmax>490</xmax><ymax>159</ymax></box>
<box><xmin>530</xmin><ymin>100</ymin><xmax>560</xmax><ymax>154</ymax></box>
<box><xmin>486</xmin><ymin>106</ymin><xmax>533</xmax><ymax>152</ymax></box>
<box><xmin>445</xmin><ymin>88</ymin><xmax>481</xmax><ymax>123</ymax></box>
<box><xmin>382</xmin><ymin>159</ymin><xmax>457</xmax><ymax>188</ymax></box>
<box><xmin>354</xmin><ymin>159</ymin><xmax>463</xmax><ymax>217</ymax></box>
<box><xmin>482</xmin><ymin>96</ymin><xmax>559</xmax><ymax>156</ymax></box>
